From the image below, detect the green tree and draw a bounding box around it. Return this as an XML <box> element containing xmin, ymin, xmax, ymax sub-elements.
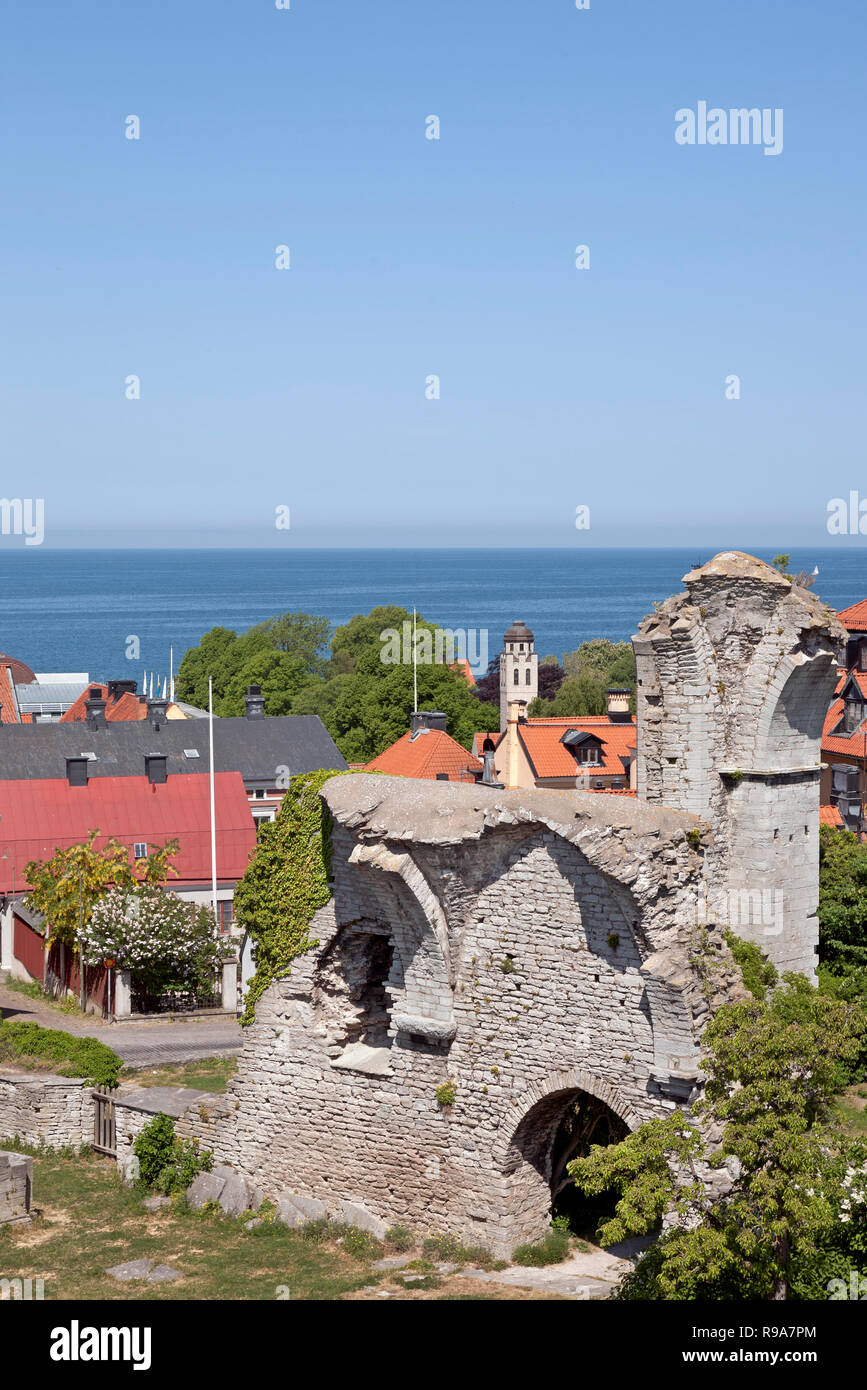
<box><xmin>569</xmin><ymin>974</ymin><xmax>867</xmax><ymax>1300</ymax></box>
<box><xmin>24</xmin><ymin>831</ymin><xmax>179</xmax><ymax>949</ymax></box>
<box><xmin>818</xmin><ymin>824</ymin><xmax>867</xmax><ymax>973</ymax></box>
<box><xmin>220</xmin><ymin>648</ymin><xmax>311</xmax><ymax>716</ymax></box>
<box><xmin>246</xmin><ymin>612</ymin><xmax>331</xmax><ymax>677</ymax></box>
<box><xmin>529</xmin><ymin>640</ymin><xmax>636</xmax><ymax>717</ymax></box>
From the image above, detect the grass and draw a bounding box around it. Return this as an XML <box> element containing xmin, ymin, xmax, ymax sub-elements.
<box><xmin>0</xmin><ymin>1144</ymin><xmax>377</xmax><ymax>1301</ymax></box>
<box><xmin>119</xmin><ymin>1057</ymin><xmax>238</xmax><ymax>1094</ymax></box>
<box><xmin>835</xmin><ymin>1084</ymin><xmax>867</xmax><ymax>1135</ymax></box>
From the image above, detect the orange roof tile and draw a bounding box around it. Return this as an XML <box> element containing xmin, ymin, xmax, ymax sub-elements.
<box><xmin>472</xmin><ymin>731</ymin><xmax>502</xmax><ymax>758</ymax></box>
<box><xmin>0</xmin><ymin>665</ymin><xmax>20</xmax><ymax>724</ymax></box>
<box><xmin>838</xmin><ymin>600</ymin><xmax>867</xmax><ymax>631</ymax></box>
<box><xmin>820</xmin><ymin>804</ymin><xmax>845</xmax><ymax>827</ymax></box>
<box><xmin>451</xmin><ymin>659</ymin><xmax>476</xmax><ymax>688</ymax></box>
<box><xmin>517</xmin><ymin>716</ymin><xmax>636</xmax><ymax>780</ymax></box>
<box><xmin>61</xmin><ymin>684</ymin><xmax>149</xmax><ymax>724</ymax></box>
<box><xmin>365</xmin><ymin>728</ymin><xmax>481</xmax><ymax>782</ymax></box>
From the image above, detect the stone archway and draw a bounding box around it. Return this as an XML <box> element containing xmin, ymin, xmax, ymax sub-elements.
<box><xmin>495</xmin><ymin>1070</ymin><xmax>640</xmax><ymax>1250</ymax></box>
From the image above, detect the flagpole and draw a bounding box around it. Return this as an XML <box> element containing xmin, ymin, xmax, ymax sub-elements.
<box><xmin>413</xmin><ymin>607</ymin><xmax>418</xmax><ymax>714</ymax></box>
<box><xmin>208</xmin><ymin>677</ymin><xmax>218</xmax><ymax>924</ymax></box>
<box><xmin>169</xmin><ymin>646</ymin><xmax>174</xmax><ymax>703</ymax></box>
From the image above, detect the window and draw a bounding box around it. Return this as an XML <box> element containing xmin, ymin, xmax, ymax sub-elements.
<box><xmin>133</xmin><ymin>842</ymin><xmax>147</xmax><ymax>859</ymax></box>
<box><xmin>183</xmin><ymin>748</ymin><xmax>200</xmax><ymax>759</ymax></box>
<box><xmin>525</xmin><ymin>668</ymin><xmax>531</xmax><ymax>684</ymax></box>
<box><xmin>845</xmin><ymin>699</ymin><xmax>864</xmax><ymax>734</ymax></box>
<box><xmin>513</xmin><ymin>668</ymin><xmax>519</xmax><ymax>684</ymax></box>
<box><xmin>216</xmin><ymin>899</ymin><xmax>234</xmax><ymax>930</ymax></box>
<box><xmin>254</xmin><ymin>789</ymin><xmax>266</xmax><ymax>800</ymax></box>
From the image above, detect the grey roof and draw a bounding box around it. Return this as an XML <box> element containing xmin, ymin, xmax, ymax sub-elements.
<box><xmin>15</xmin><ymin>682</ymin><xmax>89</xmax><ymax>709</ymax></box>
<box><xmin>0</xmin><ymin>715</ymin><xmax>347</xmax><ymax>786</ymax></box>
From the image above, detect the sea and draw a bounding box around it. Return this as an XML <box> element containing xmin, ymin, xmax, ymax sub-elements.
<box><xmin>0</xmin><ymin>547</ymin><xmax>864</xmax><ymax>683</ymax></box>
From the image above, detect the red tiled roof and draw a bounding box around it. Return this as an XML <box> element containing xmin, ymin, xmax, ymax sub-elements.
<box><xmin>837</xmin><ymin>600</ymin><xmax>867</xmax><ymax>632</ymax></box>
<box><xmin>517</xmin><ymin>716</ymin><xmax>636</xmax><ymax>780</ymax></box>
<box><xmin>451</xmin><ymin>660</ymin><xmax>476</xmax><ymax>688</ymax></box>
<box><xmin>0</xmin><ymin>651</ymin><xmax>35</xmax><ymax>684</ymax></box>
<box><xmin>0</xmin><ymin>771</ymin><xmax>256</xmax><ymax>891</ymax></box>
<box><xmin>365</xmin><ymin>729</ymin><xmax>481</xmax><ymax>782</ymax></box>
<box><xmin>820</xmin><ymin>805</ymin><xmax>845</xmax><ymax>827</ymax></box>
<box><xmin>0</xmin><ymin>665</ymin><xmax>20</xmax><ymax>724</ymax></box>
<box><xmin>60</xmin><ymin>684</ymin><xmax>148</xmax><ymax>723</ymax></box>
<box><xmin>822</xmin><ymin>673</ymin><xmax>867</xmax><ymax>757</ymax></box>
<box><xmin>472</xmin><ymin>731</ymin><xmax>502</xmax><ymax>758</ymax></box>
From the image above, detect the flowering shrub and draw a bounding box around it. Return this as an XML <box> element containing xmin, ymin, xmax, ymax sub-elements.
<box><xmin>81</xmin><ymin>885</ymin><xmax>229</xmax><ymax>997</ymax></box>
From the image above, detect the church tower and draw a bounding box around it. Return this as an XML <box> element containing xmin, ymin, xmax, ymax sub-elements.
<box><xmin>499</xmin><ymin>620</ymin><xmax>538</xmax><ymax>731</ymax></box>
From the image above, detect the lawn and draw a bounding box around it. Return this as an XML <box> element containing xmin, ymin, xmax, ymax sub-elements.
<box><xmin>119</xmin><ymin>1056</ymin><xmax>238</xmax><ymax>1094</ymax></box>
<box><xmin>0</xmin><ymin>1146</ymin><xmax>558</xmax><ymax>1301</ymax></box>
<box><xmin>835</xmin><ymin>1083</ymin><xmax>867</xmax><ymax>1135</ymax></box>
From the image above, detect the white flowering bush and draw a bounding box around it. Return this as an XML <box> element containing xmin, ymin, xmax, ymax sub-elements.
<box><xmin>81</xmin><ymin>886</ymin><xmax>229</xmax><ymax>997</ymax></box>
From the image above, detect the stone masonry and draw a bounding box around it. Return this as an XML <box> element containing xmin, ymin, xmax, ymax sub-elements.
<box><xmin>181</xmin><ymin>553</ymin><xmax>842</xmax><ymax>1255</ymax></box>
<box><xmin>634</xmin><ymin>552</ymin><xmax>843</xmax><ymax>975</ymax></box>
<box><xmin>0</xmin><ymin>1150</ymin><xmax>33</xmax><ymax>1225</ymax></box>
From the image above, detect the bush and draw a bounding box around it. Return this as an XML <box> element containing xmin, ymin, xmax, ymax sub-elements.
<box><xmin>132</xmin><ymin>1112</ymin><xmax>212</xmax><ymax>1195</ymax></box>
<box><xmin>0</xmin><ymin>1019</ymin><xmax>122</xmax><ymax>1087</ymax></box>
<box><xmin>512</xmin><ymin>1226</ymin><xmax>571</xmax><ymax>1267</ymax></box>
<box><xmin>385</xmin><ymin>1224</ymin><xmax>415</xmax><ymax>1252</ymax></box>
<box><xmin>421</xmin><ymin>1232</ymin><xmax>498</xmax><ymax>1270</ymax></box>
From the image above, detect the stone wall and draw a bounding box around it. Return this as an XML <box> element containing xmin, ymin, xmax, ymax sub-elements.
<box><xmin>188</xmin><ymin>775</ymin><xmax>741</xmax><ymax>1257</ymax></box>
<box><xmin>0</xmin><ymin>1150</ymin><xmax>33</xmax><ymax>1224</ymax></box>
<box><xmin>0</xmin><ymin>1073</ymin><xmax>90</xmax><ymax>1150</ymax></box>
<box><xmin>634</xmin><ymin>552</ymin><xmax>843</xmax><ymax>976</ymax></box>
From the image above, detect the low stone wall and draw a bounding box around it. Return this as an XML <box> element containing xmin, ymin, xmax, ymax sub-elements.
<box><xmin>0</xmin><ymin>1073</ymin><xmax>90</xmax><ymax>1150</ymax></box>
<box><xmin>115</xmin><ymin>1087</ymin><xmax>217</xmax><ymax>1181</ymax></box>
<box><xmin>0</xmin><ymin>1149</ymin><xmax>33</xmax><ymax>1224</ymax></box>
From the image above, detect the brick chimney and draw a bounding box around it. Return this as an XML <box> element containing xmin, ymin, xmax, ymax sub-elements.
<box><xmin>244</xmin><ymin>685</ymin><xmax>265</xmax><ymax>720</ymax></box>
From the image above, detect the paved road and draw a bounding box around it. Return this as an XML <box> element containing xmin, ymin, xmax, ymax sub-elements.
<box><xmin>0</xmin><ymin>981</ymin><xmax>243</xmax><ymax>1068</ymax></box>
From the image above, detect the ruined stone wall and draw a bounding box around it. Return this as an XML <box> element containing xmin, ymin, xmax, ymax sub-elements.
<box><xmin>192</xmin><ymin>776</ymin><xmax>738</xmax><ymax>1256</ymax></box>
<box><xmin>0</xmin><ymin>1074</ymin><xmax>90</xmax><ymax>1150</ymax></box>
<box><xmin>634</xmin><ymin>552</ymin><xmax>843</xmax><ymax>976</ymax></box>
<box><xmin>0</xmin><ymin>1150</ymin><xmax>32</xmax><ymax>1224</ymax></box>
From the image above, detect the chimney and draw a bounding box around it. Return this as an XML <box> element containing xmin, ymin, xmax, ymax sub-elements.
<box><xmin>410</xmin><ymin>711</ymin><xmax>447</xmax><ymax>735</ymax></box>
<box><xmin>606</xmin><ymin>687</ymin><xmax>633</xmax><ymax>723</ymax></box>
<box><xmin>85</xmin><ymin>687</ymin><xmax>107</xmax><ymax>728</ymax></box>
<box><xmin>503</xmin><ymin>699</ymin><xmax>527</xmax><ymax>789</ymax></box>
<box><xmin>144</xmin><ymin>753</ymin><xmax>167</xmax><ymax>785</ymax></box>
<box><xmin>66</xmin><ymin>756</ymin><xmax>89</xmax><ymax>787</ymax></box>
<box><xmin>146</xmin><ymin>697</ymin><xmax>168</xmax><ymax>730</ymax></box>
<box><xmin>481</xmin><ymin>748</ymin><xmax>503</xmax><ymax>788</ymax></box>
<box><xmin>107</xmin><ymin>679</ymin><xmax>137</xmax><ymax>702</ymax></box>
<box><xmin>244</xmin><ymin>685</ymin><xmax>265</xmax><ymax>720</ymax></box>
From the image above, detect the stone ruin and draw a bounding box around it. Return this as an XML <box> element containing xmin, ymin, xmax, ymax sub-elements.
<box><xmin>184</xmin><ymin>554</ymin><xmax>844</xmax><ymax>1256</ymax></box>
<box><xmin>0</xmin><ymin>1150</ymin><xmax>32</xmax><ymax>1226</ymax></box>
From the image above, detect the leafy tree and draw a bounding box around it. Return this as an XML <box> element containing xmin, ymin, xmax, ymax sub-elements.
<box><xmin>81</xmin><ymin>885</ymin><xmax>229</xmax><ymax>997</ymax></box>
<box><xmin>569</xmin><ymin>974</ymin><xmax>867</xmax><ymax>1300</ymax></box>
<box><xmin>818</xmin><ymin>824</ymin><xmax>867</xmax><ymax>973</ymax></box>
<box><xmin>473</xmin><ymin>657</ymin><xmax>500</xmax><ymax>707</ymax></box>
<box><xmin>529</xmin><ymin>640</ymin><xmax>635</xmax><ymax>717</ymax></box>
<box><xmin>24</xmin><ymin>831</ymin><xmax>179</xmax><ymax>949</ymax></box>
<box><xmin>220</xmin><ymin>648</ymin><xmax>311</xmax><ymax>716</ymax></box>
<box><xmin>248</xmin><ymin>612</ymin><xmax>331</xmax><ymax>676</ymax></box>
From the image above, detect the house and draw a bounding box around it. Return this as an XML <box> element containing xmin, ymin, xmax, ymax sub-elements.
<box><xmin>365</xmin><ymin>712</ymin><xmax>481</xmax><ymax>783</ymax></box>
<box><xmin>59</xmin><ymin>681</ymin><xmax>208</xmax><ymax>725</ymax></box>
<box><xmin>0</xmin><ymin>769</ymin><xmax>256</xmax><ymax>986</ymax></box>
<box><xmin>474</xmin><ymin>688</ymin><xmax>637</xmax><ymax>793</ymax></box>
<box><xmin>0</xmin><ymin>690</ymin><xmax>347</xmax><ymax>835</ymax></box>
<box><xmin>819</xmin><ymin>600</ymin><xmax>867</xmax><ymax>834</ymax></box>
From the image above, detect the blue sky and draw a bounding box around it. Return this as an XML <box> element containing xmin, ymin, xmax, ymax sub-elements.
<box><xmin>2</xmin><ymin>0</ymin><xmax>865</xmax><ymax>547</ymax></box>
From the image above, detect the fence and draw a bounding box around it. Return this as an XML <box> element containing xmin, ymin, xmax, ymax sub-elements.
<box><xmin>44</xmin><ymin>940</ymin><xmax>109</xmax><ymax>1015</ymax></box>
<box><xmin>92</xmin><ymin>1086</ymin><xmax>117</xmax><ymax>1157</ymax></box>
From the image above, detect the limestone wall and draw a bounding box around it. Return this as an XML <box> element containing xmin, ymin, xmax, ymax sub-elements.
<box><xmin>634</xmin><ymin>552</ymin><xmax>843</xmax><ymax>976</ymax></box>
<box><xmin>191</xmin><ymin>776</ymin><xmax>739</xmax><ymax>1256</ymax></box>
<box><xmin>0</xmin><ymin>1073</ymin><xmax>90</xmax><ymax>1150</ymax></box>
<box><xmin>0</xmin><ymin>1150</ymin><xmax>33</xmax><ymax>1224</ymax></box>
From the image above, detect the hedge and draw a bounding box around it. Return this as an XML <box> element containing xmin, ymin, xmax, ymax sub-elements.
<box><xmin>0</xmin><ymin>1019</ymin><xmax>123</xmax><ymax>1087</ymax></box>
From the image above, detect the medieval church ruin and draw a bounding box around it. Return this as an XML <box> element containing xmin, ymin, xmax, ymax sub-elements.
<box><xmin>184</xmin><ymin>554</ymin><xmax>844</xmax><ymax>1254</ymax></box>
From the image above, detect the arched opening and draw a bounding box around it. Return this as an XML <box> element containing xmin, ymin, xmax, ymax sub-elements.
<box><xmin>502</xmin><ymin>1082</ymin><xmax>632</xmax><ymax>1246</ymax></box>
<box><xmin>549</xmin><ymin>1092</ymin><xmax>628</xmax><ymax>1238</ymax></box>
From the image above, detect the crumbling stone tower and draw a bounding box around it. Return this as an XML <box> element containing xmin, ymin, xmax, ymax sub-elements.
<box><xmin>633</xmin><ymin>552</ymin><xmax>844</xmax><ymax>977</ymax></box>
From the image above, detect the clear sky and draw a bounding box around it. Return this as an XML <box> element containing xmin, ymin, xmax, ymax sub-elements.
<box><xmin>2</xmin><ymin>0</ymin><xmax>865</xmax><ymax>548</ymax></box>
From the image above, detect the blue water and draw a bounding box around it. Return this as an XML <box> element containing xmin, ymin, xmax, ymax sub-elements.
<box><xmin>0</xmin><ymin>548</ymin><xmax>864</xmax><ymax>681</ymax></box>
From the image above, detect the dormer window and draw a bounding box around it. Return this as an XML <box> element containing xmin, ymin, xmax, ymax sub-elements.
<box><xmin>845</xmin><ymin>698</ymin><xmax>865</xmax><ymax>734</ymax></box>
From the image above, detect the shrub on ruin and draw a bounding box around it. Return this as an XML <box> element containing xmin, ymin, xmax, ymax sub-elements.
<box><xmin>133</xmin><ymin>1112</ymin><xmax>212</xmax><ymax>1195</ymax></box>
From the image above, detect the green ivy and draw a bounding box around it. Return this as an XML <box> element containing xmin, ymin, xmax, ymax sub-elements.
<box><xmin>133</xmin><ymin>1112</ymin><xmax>212</xmax><ymax>1194</ymax></box>
<box><xmin>724</xmin><ymin>930</ymin><xmax>778</xmax><ymax>1000</ymax></box>
<box><xmin>234</xmin><ymin>768</ymin><xmax>349</xmax><ymax>1025</ymax></box>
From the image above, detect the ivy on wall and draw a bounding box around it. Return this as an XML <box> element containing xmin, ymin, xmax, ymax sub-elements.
<box><xmin>234</xmin><ymin>768</ymin><xmax>348</xmax><ymax>1025</ymax></box>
